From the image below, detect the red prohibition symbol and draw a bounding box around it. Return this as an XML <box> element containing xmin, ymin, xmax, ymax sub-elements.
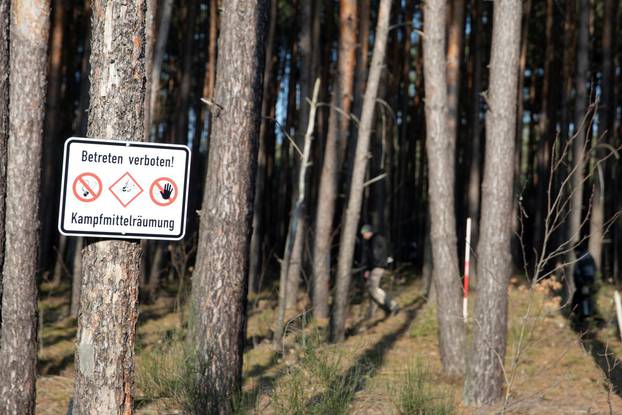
<box><xmin>150</xmin><ymin>177</ymin><xmax>178</xmax><ymax>206</ymax></box>
<box><xmin>73</xmin><ymin>172</ymin><xmax>102</xmax><ymax>202</ymax></box>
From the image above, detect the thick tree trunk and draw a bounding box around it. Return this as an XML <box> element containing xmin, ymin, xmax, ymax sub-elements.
<box><xmin>0</xmin><ymin>0</ymin><xmax>50</xmax><ymax>412</ymax></box>
<box><xmin>422</xmin><ymin>0</ymin><xmax>466</xmax><ymax>376</ymax></box>
<box><xmin>0</xmin><ymin>0</ymin><xmax>9</xmax><ymax>332</ymax></box>
<box><xmin>248</xmin><ymin>0</ymin><xmax>276</xmax><ymax>295</ymax></box>
<box><xmin>312</xmin><ymin>0</ymin><xmax>357</xmax><ymax>321</ymax></box>
<box><xmin>190</xmin><ymin>1</ymin><xmax>267</xmax><ymax>412</ymax></box>
<box><xmin>463</xmin><ymin>0</ymin><xmax>522</xmax><ymax>405</ymax></box>
<box><xmin>569</xmin><ymin>0</ymin><xmax>589</xmax><ymax>247</ymax></box>
<box><xmin>72</xmin><ymin>0</ymin><xmax>146</xmax><ymax>413</ymax></box>
<box><xmin>331</xmin><ymin>0</ymin><xmax>391</xmax><ymax>343</ymax></box>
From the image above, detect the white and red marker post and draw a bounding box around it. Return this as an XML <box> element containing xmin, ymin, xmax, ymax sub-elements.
<box><xmin>463</xmin><ymin>217</ymin><xmax>472</xmax><ymax>322</ymax></box>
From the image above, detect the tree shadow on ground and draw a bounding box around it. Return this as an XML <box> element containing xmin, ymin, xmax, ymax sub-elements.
<box><xmin>555</xmin><ymin>280</ymin><xmax>622</xmax><ymax>398</ymax></box>
<box><xmin>305</xmin><ymin>296</ymin><xmax>427</xmax><ymax>407</ymax></box>
<box><xmin>573</xmin><ymin>321</ymin><xmax>622</xmax><ymax>398</ymax></box>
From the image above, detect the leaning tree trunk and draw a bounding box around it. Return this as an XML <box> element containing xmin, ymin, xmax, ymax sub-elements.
<box><xmin>331</xmin><ymin>0</ymin><xmax>392</xmax><ymax>343</ymax></box>
<box><xmin>422</xmin><ymin>0</ymin><xmax>466</xmax><ymax>376</ymax></box>
<box><xmin>0</xmin><ymin>0</ymin><xmax>9</xmax><ymax>333</ymax></box>
<box><xmin>190</xmin><ymin>1</ymin><xmax>267</xmax><ymax>413</ymax></box>
<box><xmin>312</xmin><ymin>0</ymin><xmax>357</xmax><ymax>321</ymax></box>
<box><xmin>72</xmin><ymin>0</ymin><xmax>146</xmax><ymax>413</ymax></box>
<box><xmin>0</xmin><ymin>0</ymin><xmax>50</xmax><ymax>413</ymax></box>
<box><xmin>463</xmin><ymin>0</ymin><xmax>522</xmax><ymax>405</ymax></box>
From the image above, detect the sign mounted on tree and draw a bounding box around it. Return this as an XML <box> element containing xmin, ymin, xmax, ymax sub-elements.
<box><xmin>58</xmin><ymin>137</ymin><xmax>191</xmax><ymax>240</ymax></box>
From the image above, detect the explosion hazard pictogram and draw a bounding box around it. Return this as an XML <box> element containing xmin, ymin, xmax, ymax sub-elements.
<box><xmin>150</xmin><ymin>177</ymin><xmax>178</xmax><ymax>206</ymax></box>
<box><xmin>73</xmin><ymin>172</ymin><xmax>102</xmax><ymax>202</ymax></box>
<box><xmin>109</xmin><ymin>172</ymin><xmax>144</xmax><ymax>207</ymax></box>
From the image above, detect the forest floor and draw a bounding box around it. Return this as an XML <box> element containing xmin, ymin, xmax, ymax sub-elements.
<box><xmin>35</xmin><ymin>271</ymin><xmax>622</xmax><ymax>414</ymax></box>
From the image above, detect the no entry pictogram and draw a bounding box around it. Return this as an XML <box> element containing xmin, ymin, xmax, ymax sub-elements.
<box><xmin>150</xmin><ymin>177</ymin><xmax>178</xmax><ymax>206</ymax></box>
<box><xmin>109</xmin><ymin>172</ymin><xmax>144</xmax><ymax>207</ymax></box>
<box><xmin>72</xmin><ymin>172</ymin><xmax>102</xmax><ymax>202</ymax></box>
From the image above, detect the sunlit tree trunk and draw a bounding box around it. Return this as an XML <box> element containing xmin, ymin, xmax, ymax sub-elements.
<box><xmin>422</xmin><ymin>0</ymin><xmax>466</xmax><ymax>376</ymax></box>
<box><xmin>331</xmin><ymin>0</ymin><xmax>392</xmax><ymax>342</ymax></box>
<box><xmin>190</xmin><ymin>0</ymin><xmax>268</xmax><ymax>412</ymax></box>
<box><xmin>72</xmin><ymin>0</ymin><xmax>146</xmax><ymax>412</ymax></box>
<box><xmin>312</xmin><ymin>0</ymin><xmax>357</xmax><ymax>321</ymax></box>
<box><xmin>0</xmin><ymin>0</ymin><xmax>8</xmax><ymax>334</ymax></box>
<box><xmin>463</xmin><ymin>0</ymin><xmax>522</xmax><ymax>405</ymax></box>
<box><xmin>0</xmin><ymin>0</ymin><xmax>50</xmax><ymax>412</ymax></box>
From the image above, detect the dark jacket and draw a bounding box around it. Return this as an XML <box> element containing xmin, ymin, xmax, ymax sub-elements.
<box><xmin>573</xmin><ymin>251</ymin><xmax>596</xmax><ymax>288</ymax></box>
<box><xmin>362</xmin><ymin>233</ymin><xmax>388</xmax><ymax>270</ymax></box>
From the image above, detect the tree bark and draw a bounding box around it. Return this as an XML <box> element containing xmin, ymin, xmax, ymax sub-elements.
<box><xmin>312</xmin><ymin>0</ymin><xmax>357</xmax><ymax>321</ymax></box>
<box><xmin>190</xmin><ymin>0</ymin><xmax>267</xmax><ymax>412</ymax></box>
<box><xmin>463</xmin><ymin>0</ymin><xmax>522</xmax><ymax>405</ymax></box>
<box><xmin>0</xmin><ymin>0</ymin><xmax>50</xmax><ymax>412</ymax></box>
<box><xmin>0</xmin><ymin>0</ymin><xmax>9</xmax><ymax>333</ymax></box>
<box><xmin>422</xmin><ymin>0</ymin><xmax>466</xmax><ymax>376</ymax></box>
<box><xmin>331</xmin><ymin>0</ymin><xmax>392</xmax><ymax>343</ymax></box>
<box><xmin>72</xmin><ymin>0</ymin><xmax>146</xmax><ymax>413</ymax></box>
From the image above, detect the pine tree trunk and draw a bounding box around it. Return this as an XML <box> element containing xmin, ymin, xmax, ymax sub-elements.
<box><xmin>446</xmin><ymin>0</ymin><xmax>465</xmax><ymax>155</ymax></box>
<box><xmin>143</xmin><ymin>0</ymin><xmax>156</xmax><ymax>140</ymax></box>
<box><xmin>71</xmin><ymin>237</ymin><xmax>83</xmax><ymax>318</ymax></box>
<box><xmin>422</xmin><ymin>0</ymin><xmax>466</xmax><ymax>376</ymax></box>
<box><xmin>312</xmin><ymin>0</ymin><xmax>357</xmax><ymax>321</ymax></box>
<box><xmin>463</xmin><ymin>0</ymin><xmax>522</xmax><ymax>405</ymax></box>
<box><xmin>248</xmin><ymin>0</ymin><xmax>276</xmax><ymax>295</ymax></box>
<box><xmin>190</xmin><ymin>1</ymin><xmax>267</xmax><ymax>412</ymax></box>
<box><xmin>285</xmin><ymin>0</ymin><xmax>313</xmax><ymax>304</ymax></box>
<box><xmin>331</xmin><ymin>0</ymin><xmax>392</xmax><ymax>343</ymax></box>
<box><xmin>0</xmin><ymin>1</ymin><xmax>50</xmax><ymax>412</ymax></box>
<box><xmin>590</xmin><ymin>0</ymin><xmax>616</xmax><ymax>269</ymax></box>
<box><xmin>569</xmin><ymin>0</ymin><xmax>589</xmax><ymax>247</ymax></box>
<box><xmin>0</xmin><ymin>0</ymin><xmax>9</xmax><ymax>334</ymax></box>
<box><xmin>148</xmin><ymin>0</ymin><xmax>173</xmax><ymax>135</ymax></box>
<box><xmin>72</xmin><ymin>0</ymin><xmax>146</xmax><ymax>412</ymax></box>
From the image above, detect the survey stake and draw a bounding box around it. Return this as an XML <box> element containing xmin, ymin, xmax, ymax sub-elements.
<box><xmin>58</xmin><ymin>137</ymin><xmax>191</xmax><ymax>240</ymax></box>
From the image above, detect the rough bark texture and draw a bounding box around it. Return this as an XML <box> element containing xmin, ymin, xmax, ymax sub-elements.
<box><xmin>463</xmin><ymin>0</ymin><xmax>522</xmax><ymax>405</ymax></box>
<box><xmin>0</xmin><ymin>0</ymin><xmax>9</xmax><ymax>332</ymax></box>
<box><xmin>190</xmin><ymin>1</ymin><xmax>267</xmax><ymax>412</ymax></box>
<box><xmin>72</xmin><ymin>0</ymin><xmax>146</xmax><ymax>413</ymax></box>
<box><xmin>312</xmin><ymin>0</ymin><xmax>357</xmax><ymax>320</ymax></box>
<box><xmin>422</xmin><ymin>0</ymin><xmax>466</xmax><ymax>376</ymax></box>
<box><xmin>331</xmin><ymin>0</ymin><xmax>391</xmax><ymax>343</ymax></box>
<box><xmin>0</xmin><ymin>0</ymin><xmax>50</xmax><ymax>413</ymax></box>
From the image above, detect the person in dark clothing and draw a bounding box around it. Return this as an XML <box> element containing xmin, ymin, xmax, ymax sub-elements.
<box><xmin>572</xmin><ymin>246</ymin><xmax>596</xmax><ymax>319</ymax></box>
<box><xmin>360</xmin><ymin>224</ymin><xmax>400</xmax><ymax>315</ymax></box>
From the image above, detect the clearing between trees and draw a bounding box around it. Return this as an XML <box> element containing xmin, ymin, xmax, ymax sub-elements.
<box><xmin>36</xmin><ymin>273</ymin><xmax>622</xmax><ymax>414</ymax></box>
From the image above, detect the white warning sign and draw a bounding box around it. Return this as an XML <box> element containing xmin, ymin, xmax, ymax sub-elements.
<box><xmin>58</xmin><ymin>137</ymin><xmax>191</xmax><ymax>240</ymax></box>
